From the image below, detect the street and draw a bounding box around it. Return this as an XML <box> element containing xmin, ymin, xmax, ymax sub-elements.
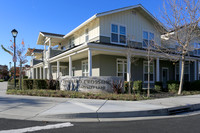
<box><xmin>1</xmin><ymin>113</ymin><xmax>200</xmax><ymax>133</ymax></box>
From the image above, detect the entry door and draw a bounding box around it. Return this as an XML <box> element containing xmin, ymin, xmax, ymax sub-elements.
<box><xmin>162</xmin><ymin>68</ymin><xmax>168</xmax><ymax>88</ymax></box>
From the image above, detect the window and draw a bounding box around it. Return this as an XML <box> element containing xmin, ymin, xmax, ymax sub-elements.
<box><xmin>111</xmin><ymin>24</ymin><xmax>126</xmax><ymax>44</ymax></box>
<box><xmin>68</xmin><ymin>37</ymin><xmax>75</xmax><ymax>48</ymax></box>
<box><xmin>194</xmin><ymin>43</ymin><xmax>200</xmax><ymax>56</ymax></box>
<box><xmin>61</xmin><ymin>46</ymin><xmax>66</xmax><ymax>50</ymax></box>
<box><xmin>117</xmin><ymin>59</ymin><xmax>127</xmax><ymax>80</ymax></box>
<box><xmin>143</xmin><ymin>31</ymin><xmax>154</xmax><ymax>48</ymax></box>
<box><xmin>143</xmin><ymin>61</ymin><xmax>154</xmax><ymax>83</ymax></box>
<box><xmin>85</xmin><ymin>28</ymin><xmax>89</xmax><ymax>42</ymax></box>
<box><xmin>175</xmin><ymin>63</ymin><xmax>190</xmax><ymax>81</ymax></box>
<box><xmin>82</xmin><ymin>60</ymin><xmax>88</xmax><ymax>76</ymax></box>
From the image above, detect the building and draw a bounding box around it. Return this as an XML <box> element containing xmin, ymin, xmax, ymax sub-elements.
<box><xmin>26</xmin><ymin>4</ymin><xmax>200</xmax><ymax>88</ymax></box>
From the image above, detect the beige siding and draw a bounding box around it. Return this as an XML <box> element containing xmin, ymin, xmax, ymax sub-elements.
<box><xmin>99</xmin><ymin>9</ymin><xmax>161</xmax><ymax>45</ymax></box>
<box><xmin>59</xmin><ymin>18</ymin><xmax>100</xmax><ymax>49</ymax></box>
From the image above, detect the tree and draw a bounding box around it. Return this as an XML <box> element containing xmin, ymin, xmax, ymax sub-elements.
<box><xmin>1</xmin><ymin>39</ymin><xmax>28</xmax><ymax>89</ymax></box>
<box><xmin>156</xmin><ymin>0</ymin><xmax>200</xmax><ymax>94</ymax></box>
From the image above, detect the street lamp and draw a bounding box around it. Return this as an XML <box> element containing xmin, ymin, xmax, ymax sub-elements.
<box><xmin>11</xmin><ymin>29</ymin><xmax>18</xmax><ymax>88</ymax></box>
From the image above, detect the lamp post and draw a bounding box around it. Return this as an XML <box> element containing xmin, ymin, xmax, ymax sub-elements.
<box><xmin>11</xmin><ymin>29</ymin><xmax>18</xmax><ymax>88</ymax></box>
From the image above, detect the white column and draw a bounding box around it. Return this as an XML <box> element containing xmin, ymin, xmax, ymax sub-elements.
<box><xmin>156</xmin><ymin>58</ymin><xmax>160</xmax><ymax>82</ymax></box>
<box><xmin>40</xmin><ymin>67</ymin><xmax>42</xmax><ymax>79</ymax></box>
<box><xmin>48</xmin><ymin>63</ymin><xmax>51</xmax><ymax>79</ymax></box>
<box><xmin>69</xmin><ymin>56</ymin><xmax>72</xmax><ymax>76</ymax></box>
<box><xmin>57</xmin><ymin>61</ymin><xmax>60</xmax><ymax>78</ymax></box>
<box><xmin>43</xmin><ymin>67</ymin><xmax>46</xmax><ymax>79</ymax></box>
<box><xmin>127</xmin><ymin>54</ymin><xmax>131</xmax><ymax>82</ymax></box>
<box><xmin>32</xmin><ymin>68</ymin><xmax>34</xmax><ymax>79</ymax></box>
<box><xmin>179</xmin><ymin>59</ymin><xmax>182</xmax><ymax>81</ymax></box>
<box><xmin>194</xmin><ymin>60</ymin><xmax>197</xmax><ymax>80</ymax></box>
<box><xmin>36</xmin><ymin>68</ymin><xmax>38</xmax><ymax>79</ymax></box>
<box><xmin>88</xmin><ymin>49</ymin><xmax>92</xmax><ymax>77</ymax></box>
<box><xmin>48</xmin><ymin>38</ymin><xmax>51</xmax><ymax>59</ymax></box>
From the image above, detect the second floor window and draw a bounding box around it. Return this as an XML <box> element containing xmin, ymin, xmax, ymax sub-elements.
<box><xmin>194</xmin><ymin>43</ymin><xmax>200</xmax><ymax>56</ymax></box>
<box><xmin>68</xmin><ymin>37</ymin><xmax>75</xmax><ymax>48</ymax></box>
<box><xmin>111</xmin><ymin>24</ymin><xmax>126</xmax><ymax>44</ymax></box>
<box><xmin>143</xmin><ymin>31</ymin><xmax>154</xmax><ymax>48</ymax></box>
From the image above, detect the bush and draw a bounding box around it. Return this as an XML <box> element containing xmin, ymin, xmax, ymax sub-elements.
<box><xmin>190</xmin><ymin>80</ymin><xmax>200</xmax><ymax>90</ymax></box>
<box><xmin>112</xmin><ymin>80</ymin><xmax>123</xmax><ymax>94</ymax></box>
<box><xmin>154</xmin><ymin>82</ymin><xmax>163</xmax><ymax>92</ymax></box>
<box><xmin>133</xmin><ymin>80</ymin><xmax>142</xmax><ymax>93</ymax></box>
<box><xmin>0</xmin><ymin>79</ymin><xmax>4</xmax><ymax>82</ymax></box>
<box><xmin>33</xmin><ymin>79</ymin><xmax>48</xmax><ymax>90</ymax></box>
<box><xmin>10</xmin><ymin>78</ymin><xmax>19</xmax><ymax>84</ymax></box>
<box><xmin>23</xmin><ymin>76</ymin><xmax>28</xmax><ymax>79</ymax></box>
<box><xmin>124</xmin><ymin>81</ymin><xmax>133</xmax><ymax>93</ymax></box>
<box><xmin>23</xmin><ymin>79</ymin><xmax>33</xmax><ymax>90</ymax></box>
<box><xmin>167</xmin><ymin>81</ymin><xmax>179</xmax><ymax>93</ymax></box>
<box><xmin>47</xmin><ymin>79</ymin><xmax>59</xmax><ymax>90</ymax></box>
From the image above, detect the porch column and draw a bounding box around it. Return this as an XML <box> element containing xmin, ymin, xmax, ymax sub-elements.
<box><xmin>88</xmin><ymin>49</ymin><xmax>92</xmax><ymax>77</ymax></box>
<box><xmin>179</xmin><ymin>59</ymin><xmax>182</xmax><ymax>81</ymax></box>
<box><xmin>32</xmin><ymin>68</ymin><xmax>34</xmax><ymax>79</ymax></box>
<box><xmin>48</xmin><ymin>63</ymin><xmax>51</xmax><ymax>79</ymax></box>
<box><xmin>194</xmin><ymin>60</ymin><xmax>197</xmax><ymax>80</ymax></box>
<box><xmin>69</xmin><ymin>56</ymin><xmax>72</xmax><ymax>76</ymax></box>
<box><xmin>127</xmin><ymin>54</ymin><xmax>131</xmax><ymax>82</ymax></box>
<box><xmin>40</xmin><ymin>67</ymin><xmax>42</xmax><ymax>79</ymax></box>
<box><xmin>36</xmin><ymin>68</ymin><xmax>38</xmax><ymax>79</ymax></box>
<box><xmin>43</xmin><ymin>67</ymin><xmax>46</xmax><ymax>79</ymax></box>
<box><xmin>48</xmin><ymin>38</ymin><xmax>51</xmax><ymax>59</ymax></box>
<box><xmin>57</xmin><ymin>61</ymin><xmax>60</xmax><ymax>78</ymax></box>
<box><xmin>156</xmin><ymin>58</ymin><xmax>160</xmax><ymax>82</ymax></box>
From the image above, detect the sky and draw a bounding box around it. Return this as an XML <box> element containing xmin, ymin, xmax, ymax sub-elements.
<box><xmin>0</xmin><ymin>0</ymin><xmax>164</xmax><ymax>68</ymax></box>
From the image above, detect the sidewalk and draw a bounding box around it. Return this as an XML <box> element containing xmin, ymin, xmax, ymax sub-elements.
<box><xmin>1</xmin><ymin>82</ymin><xmax>200</xmax><ymax>122</ymax></box>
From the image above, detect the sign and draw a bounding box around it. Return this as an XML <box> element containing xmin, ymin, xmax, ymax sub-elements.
<box><xmin>13</xmin><ymin>56</ymin><xmax>17</xmax><ymax>62</ymax></box>
<box><xmin>59</xmin><ymin>76</ymin><xmax>124</xmax><ymax>93</ymax></box>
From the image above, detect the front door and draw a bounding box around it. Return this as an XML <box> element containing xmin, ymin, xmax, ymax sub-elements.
<box><xmin>162</xmin><ymin>68</ymin><xmax>168</xmax><ymax>88</ymax></box>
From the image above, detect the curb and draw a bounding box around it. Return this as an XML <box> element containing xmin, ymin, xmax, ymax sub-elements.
<box><xmin>40</xmin><ymin>103</ymin><xmax>200</xmax><ymax>121</ymax></box>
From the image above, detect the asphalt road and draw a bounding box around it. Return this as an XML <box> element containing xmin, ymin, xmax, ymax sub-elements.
<box><xmin>1</xmin><ymin>113</ymin><xmax>200</xmax><ymax>133</ymax></box>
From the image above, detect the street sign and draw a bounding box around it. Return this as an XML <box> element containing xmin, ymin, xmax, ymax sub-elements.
<box><xmin>13</xmin><ymin>56</ymin><xmax>17</xmax><ymax>62</ymax></box>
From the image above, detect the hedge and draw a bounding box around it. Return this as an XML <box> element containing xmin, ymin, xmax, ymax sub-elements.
<box><xmin>22</xmin><ymin>79</ymin><xmax>59</xmax><ymax>90</ymax></box>
<box><xmin>154</xmin><ymin>82</ymin><xmax>163</xmax><ymax>92</ymax></box>
<box><xmin>133</xmin><ymin>80</ymin><xmax>143</xmax><ymax>93</ymax></box>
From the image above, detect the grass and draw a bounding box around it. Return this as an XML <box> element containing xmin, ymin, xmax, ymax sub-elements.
<box><xmin>6</xmin><ymin>88</ymin><xmax>200</xmax><ymax>101</ymax></box>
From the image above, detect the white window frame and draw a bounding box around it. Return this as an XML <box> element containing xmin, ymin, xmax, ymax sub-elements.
<box><xmin>116</xmin><ymin>59</ymin><xmax>127</xmax><ymax>79</ymax></box>
<box><xmin>175</xmin><ymin>63</ymin><xmax>190</xmax><ymax>81</ymax></box>
<box><xmin>82</xmin><ymin>60</ymin><xmax>88</xmax><ymax>77</ymax></box>
<box><xmin>193</xmin><ymin>42</ymin><xmax>200</xmax><ymax>56</ymax></box>
<box><xmin>142</xmin><ymin>30</ymin><xmax>155</xmax><ymax>48</ymax></box>
<box><xmin>111</xmin><ymin>23</ymin><xmax>127</xmax><ymax>45</ymax></box>
<box><xmin>143</xmin><ymin>61</ymin><xmax>155</xmax><ymax>83</ymax></box>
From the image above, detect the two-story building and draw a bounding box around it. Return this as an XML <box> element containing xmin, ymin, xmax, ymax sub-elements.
<box><xmin>27</xmin><ymin>4</ymin><xmax>200</xmax><ymax>88</ymax></box>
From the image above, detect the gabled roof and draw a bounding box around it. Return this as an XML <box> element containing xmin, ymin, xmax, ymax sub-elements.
<box><xmin>26</xmin><ymin>48</ymin><xmax>43</xmax><ymax>56</ymax></box>
<box><xmin>40</xmin><ymin>31</ymin><xmax>64</xmax><ymax>38</ymax></box>
<box><xmin>37</xmin><ymin>31</ymin><xmax>64</xmax><ymax>45</ymax></box>
<box><xmin>64</xmin><ymin>4</ymin><xmax>167</xmax><ymax>38</ymax></box>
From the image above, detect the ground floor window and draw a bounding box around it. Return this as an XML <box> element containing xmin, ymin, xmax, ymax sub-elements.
<box><xmin>143</xmin><ymin>61</ymin><xmax>154</xmax><ymax>83</ymax></box>
<box><xmin>82</xmin><ymin>60</ymin><xmax>88</xmax><ymax>76</ymax></box>
<box><xmin>175</xmin><ymin>63</ymin><xmax>190</xmax><ymax>81</ymax></box>
<box><xmin>117</xmin><ymin>59</ymin><xmax>127</xmax><ymax>80</ymax></box>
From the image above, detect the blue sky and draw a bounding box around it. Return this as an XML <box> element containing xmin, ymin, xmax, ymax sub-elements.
<box><xmin>0</xmin><ymin>0</ymin><xmax>163</xmax><ymax>68</ymax></box>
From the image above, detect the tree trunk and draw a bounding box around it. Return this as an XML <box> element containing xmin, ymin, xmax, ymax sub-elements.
<box><xmin>19</xmin><ymin>62</ymin><xmax>22</xmax><ymax>90</ymax></box>
<box><xmin>178</xmin><ymin>55</ymin><xmax>185</xmax><ymax>95</ymax></box>
<box><xmin>147</xmin><ymin>60</ymin><xmax>150</xmax><ymax>97</ymax></box>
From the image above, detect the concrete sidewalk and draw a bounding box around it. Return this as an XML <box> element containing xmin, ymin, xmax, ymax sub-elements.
<box><xmin>1</xmin><ymin>82</ymin><xmax>200</xmax><ymax>122</ymax></box>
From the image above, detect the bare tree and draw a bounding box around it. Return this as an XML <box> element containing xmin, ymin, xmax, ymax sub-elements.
<box><xmin>155</xmin><ymin>0</ymin><xmax>200</xmax><ymax>94</ymax></box>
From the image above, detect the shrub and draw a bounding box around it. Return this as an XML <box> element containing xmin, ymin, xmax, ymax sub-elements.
<box><xmin>33</xmin><ymin>79</ymin><xmax>48</xmax><ymax>90</ymax></box>
<box><xmin>23</xmin><ymin>76</ymin><xmax>28</xmax><ymax>79</ymax></box>
<box><xmin>133</xmin><ymin>80</ymin><xmax>142</xmax><ymax>93</ymax></box>
<box><xmin>167</xmin><ymin>81</ymin><xmax>179</xmax><ymax>93</ymax></box>
<box><xmin>112</xmin><ymin>80</ymin><xmax>123</xmax><ymax>94</ymax></box>
<box><xmin>0</xmin><ymin>79</ymin><xmax>4</xmax><ymax>82</ymax></box>
<box><xmin>124</xmin><ymin>81</ymin><xmax>133</xmax><ymax>93</ymax></box>
<box><xmin>23</xmin><ymin>79</ymin><xmax>33</xmax><ymax>90</ymax></box>
<box><xmin>154</xmin><ymin>82</ymin><xmax>163</xmax><ymax>92</ymax></box>
<box><xmin>10</xmin><ymin>78</ymin><xmax>19</xmax><ymax>84</ymax></box>
<box><xmin>183</xmin><ymin>81</ymin><xmax>191</xmax><ymax>91</ymax></box>
<box><xmin>190</xmin><ymin>80</ymin><xmax>200</xmax><ymax>90</ymax></box>
<box><xmin>47</xmin><ymin>79</ymin><xmax>59</xmax><ymax>90</ymax></box>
